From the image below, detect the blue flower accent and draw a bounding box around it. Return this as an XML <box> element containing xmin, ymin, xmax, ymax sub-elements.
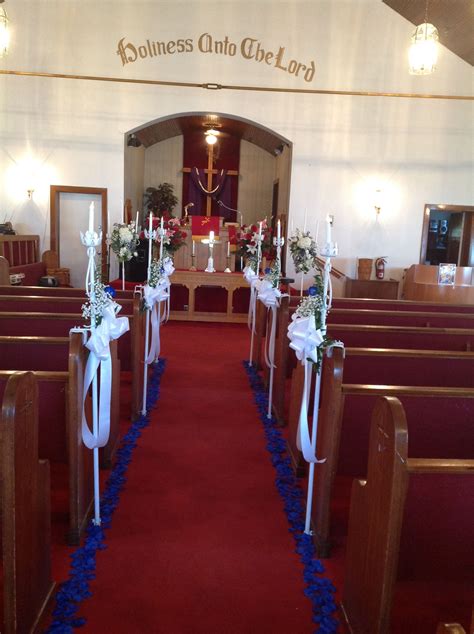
<box><xmin>308</xmin><ymin>286</ymin><xmax>318</xmax><ymax>297</ymax></box>
<box><xmin>104</xmin><ymin>285</ymin><xmax>116</xmax><ymax>298</ymax></box>
<box><xmin>46</xmin><ymin>360</ymin><xmax>166</xmax><ymax>632</ymax></box>
<box><xmin>264</xmin><ymin>267</ymin><xmax>271</xmax><ymax>274</ymax></box>
<box><xmin>243</xmin><ymin>361</ymin><xmax>339</xmax><ymax>633</ymax></box>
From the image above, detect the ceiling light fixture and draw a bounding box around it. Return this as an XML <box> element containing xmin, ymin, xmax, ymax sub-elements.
<box><xmin>408</xmin><ymin>0</ymin><xmax>439</xmax><ymax>75</ymax></box>
<box><xmin>205</xmin><ymin>129</ymin><xmax>218</xmax><ymax>145</ymax></box>
<box><xmin>0</xmin><ymin>0</ymin><xmax>10</xmax><ymax>58</ymax></box>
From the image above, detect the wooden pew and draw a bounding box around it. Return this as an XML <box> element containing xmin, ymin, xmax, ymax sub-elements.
<box><xmin>327</xmin><ymin>324</ymin><xmax>474</xmax><ymax>352</ymax></box>
<box><xmin>331</xmin><ymin>297</ymin><xmax>474</xmax><ymax>314</ymax></box>
<box><xmin>0</xmin><ymin>284</ymin><xmax>134</xmax><ymax>301</ymax></box>
<box><xmin>341</xmin><ymin>397</ymin><xmax>474</xmax><ymax>634</ymax></box>
<box><xmin>0</xmin><ymin>334</ymin><xmax>120</xmax><ymax>468</ymax></box>
<box><xmin>0</xmin><ymin>300</ymin><xmax>145</xmax><ymax>421</ymax></box>
<box><xmin>0</xmin><ymin>334</ymin><xmax>93</xmax><ymax>545</ymax></box>
<box><xmin>327</xmin><ymin>307</ymin><xmax>474</xmax><ymax>329</ymax></box>
<box><xmin>0</xmin><ymin>294</ymin><xmax>133</xmax><ymax>315</ymax></box>
<box><xmin>286</xmin><ymin>347</ymin><xmax>474</xmax><ymax>555</ymax></box>
<box><xmin>1</xmin><ymin>372</ymin><xmax>55</xmax><ymax>632</ymax></box>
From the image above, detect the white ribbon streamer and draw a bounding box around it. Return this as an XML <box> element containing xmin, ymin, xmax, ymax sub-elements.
<box><xmin>82</xmin><ymin>303</ymin><xmax>129</xmax><ymax>450</ymax></box>
<box><xmin>244</xmin><ymin>266</ymin><xmax>260</xmax><ymax>333</ymax></box>
<box><xmin>144</xmin><ymin>278</ymin><xmax>170</xmax><ymax>364</ymax></box>
<box><xmin>287</xmin><ymin>313</ymin><xmax>326</xmax><ymax>464</ymax></box>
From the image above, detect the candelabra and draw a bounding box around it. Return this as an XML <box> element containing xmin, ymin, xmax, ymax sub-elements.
<box><xmin>189</xmin><ymin>253</ymin><xmax>197</xmax><ymax>271</ymax></box>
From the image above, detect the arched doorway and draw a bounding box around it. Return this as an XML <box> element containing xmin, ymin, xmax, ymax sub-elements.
<box><xmin>123</xmin><ymin>111</ymin><xmax>292</xmax><ymax>240</ymax></box>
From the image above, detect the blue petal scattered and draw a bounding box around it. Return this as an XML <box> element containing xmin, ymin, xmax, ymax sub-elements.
<box><xmin>46</xmin><ymin>360</ymin><xmax>166</xmax><ymax>632</ymax></box>
<box><xmin>243</xmin><ymin>361</ymin><xmax>339</xmax><ymax>634</ymax></box>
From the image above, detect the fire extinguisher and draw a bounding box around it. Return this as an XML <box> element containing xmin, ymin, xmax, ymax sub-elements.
<box><xmin>375</xmin><ymin>257</ymin><xmax>387</xmax><ymax>280</ymax></box>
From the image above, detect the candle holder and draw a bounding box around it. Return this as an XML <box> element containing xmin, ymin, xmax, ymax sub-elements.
<box><xmin>189</xmin><ymin>253</ymin><xmax>197</xmax><ymax>271</ymax></box>
<box><xmin>201</xmin><ymin>236</ymin><xmax>218</xmax><ymax>273</ymax></box>
<box><xmin>224</xmin><ymin>255</ymin><xmax>232</xmax><ymax>273</ymax></box>
<box><xmin>320</xmin><ymin>241</ymin><xmax>338</xmax><ymax>257</ymax></box>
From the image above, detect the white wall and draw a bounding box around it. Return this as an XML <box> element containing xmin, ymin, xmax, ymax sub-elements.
<box><xmin>143</xmin><ymin>136</ymin><xmax>183</xmax><ymax>214</ymax></box>
<box><xmin>1</xmin><ymin>0</ymin><xmax>472</xmax><ymax>283</ymax></box>
<box><xmin>238</xmin><ymin>140</ymin><xmax>275</xmax><ymax>226</ymax></box>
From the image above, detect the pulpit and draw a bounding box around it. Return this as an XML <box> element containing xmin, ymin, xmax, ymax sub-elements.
<box><xmin>403</xmin><ymin>264</ymin><xmax>474</xmax><ymax>304</ymax></box>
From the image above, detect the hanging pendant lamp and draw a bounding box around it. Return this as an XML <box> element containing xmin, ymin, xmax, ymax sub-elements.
<box><xmin>408</xmin><ymin>0</ymin><xmax>439</xmax><ymax>75</ymax></box>
<box><xmin>0</xmin><ymin>0</ymin><xmax>9</xmax><ymax>58</ymax></box>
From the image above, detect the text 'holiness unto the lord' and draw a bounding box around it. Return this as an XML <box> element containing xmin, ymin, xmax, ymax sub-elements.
<box><xmin>116</xmin><ymin>33</ymin><xmax>316</xmax><ymax>83</ymax></box>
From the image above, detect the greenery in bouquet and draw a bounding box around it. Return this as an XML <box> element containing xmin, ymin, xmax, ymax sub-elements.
<box><xmin>294</xmin><ymin>280</ymin><xmax>334</xmax><ymax>372</ymax></box>
<box><xmin>236</xmin><ymin>219</ymin><xmax>275</xmax><ymax>263</ymax></box>
<box><xmin>289</xmin><ymin>228</ymin><xmax>318</xmax><ymax>274</ymax></box>
<box><xmin>154</xmin><ymin>217</ymin><xmax>187</xmax><ymax>256</ymax></box>
<box><xmin>148</xmin><ymin>258</ymin><xmax>163</xmax><ymax>289</ymax></box>
<box><xmin>110</xmin><ymin>222</ymin><xmax>139</xmax><ymax>263</ymax></box>
<box><xmin>263</xmin><ymin>263</ymin><xmax>280</xmax><ymax>288</ymax></box>
<box><xmin>82</xmin><ymin>269</ymin><xmax>116</xmax><ymax>327</ymax></box>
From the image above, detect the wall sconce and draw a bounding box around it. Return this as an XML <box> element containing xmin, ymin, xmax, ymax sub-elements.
<box><xmin>27</xmin><ymin>188</ymin><xmax>34</xmax><ymax>199</ymax></box>
<box><xmin>0</xmin><ymin>0</ymin><xmax>10</xmax><ymax>58</ymax></box>
<box><xmin>373</xmin><ymin>189</ymin><xmax>383</xmax><ymax>216</ymax></box>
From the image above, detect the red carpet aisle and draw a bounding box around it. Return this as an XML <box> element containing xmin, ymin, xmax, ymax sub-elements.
<box><xmin>79</xmin><ymin>322</ymin><xmax>317</xmax><ymax>633</ymax></box>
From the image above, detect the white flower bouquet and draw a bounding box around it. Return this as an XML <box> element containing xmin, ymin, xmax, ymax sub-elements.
<box><xmin>289</xmin><ymin>229</ymin><xmax>318</xmax><ymax>274</ymax></box>
<box><xmin>110</xmin><ymin>222</ymin><xmax>139</xmax><ymax>263</ymax></box>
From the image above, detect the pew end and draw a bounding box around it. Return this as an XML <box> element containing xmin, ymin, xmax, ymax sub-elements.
<box><xmin>1</xmin><ymin>372</ymin><xmax>55</xmax><ymax>633</ymax></box>
<box><xmin>342</xmin><ymin>396</ymin><xmax>474</xmax><ymax>633</ymax></box>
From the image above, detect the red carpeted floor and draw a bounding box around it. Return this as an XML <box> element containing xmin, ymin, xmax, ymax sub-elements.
<box><xmin>76</xmin><ymin>321</ymin><xmax>325</xmax><ymax>633</ymax></box>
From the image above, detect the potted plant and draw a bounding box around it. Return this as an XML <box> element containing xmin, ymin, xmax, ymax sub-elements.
<box><xmin>143</xmin><ymin>182</ymin><xmax>178</xmax><ymax>218</ymax></box>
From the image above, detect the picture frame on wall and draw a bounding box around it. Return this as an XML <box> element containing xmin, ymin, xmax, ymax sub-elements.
<box><xmin>438</xmin><ymin>263</ymin><xmax>457</xmax><ymax>286</ymax></box>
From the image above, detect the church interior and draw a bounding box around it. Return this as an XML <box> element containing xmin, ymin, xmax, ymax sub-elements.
<box><xmin>0</xmin><ymin>1</ymin><xmax>473</xmax><ymax>632</ymax></box>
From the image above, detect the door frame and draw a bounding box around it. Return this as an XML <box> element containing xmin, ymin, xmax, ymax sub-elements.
<box><xmin>50</xmin><ymin>185</ymin><xmax>108</xmax><ymax>281</ymax></box>
<box><xmin>420</xmin><ymin>203</ymin><xmax>474</xmax><ymax>266</ymax></box>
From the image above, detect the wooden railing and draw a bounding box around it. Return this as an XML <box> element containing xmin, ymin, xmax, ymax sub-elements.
<box><xmin>0</xmin><ymin>235</ymin><xmax>40</xmax><ymax>266</ymax></box>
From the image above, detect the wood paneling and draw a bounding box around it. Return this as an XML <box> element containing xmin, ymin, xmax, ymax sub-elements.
<box><xmin>144</xmin><ymin>136</ymin><xmax>183</xmax><ymax>214</ymax></box>
<box><xmin>238</xmin><ymin>140</ymin><xmax>275</xmax><ymax>226</ymax></box>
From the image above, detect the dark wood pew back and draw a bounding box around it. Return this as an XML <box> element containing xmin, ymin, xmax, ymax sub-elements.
<box><xmin>0</xmin><ymin>294</ymin><xmax>133</xmax><ymax>315</ymax></box>
<box><xmin>1</xmin><ymin>372</ymin><xmax>55</xmax><ymax>632</ymax></box>
<box><xmin>328</xmin><ymin>307</ymin><xmax>474</xmax><ymax>329</ymax></box>
<box><xmin>342</xmin><ymin>397</ymin><xmax>474</xmax><ymax>634</ymax></box>
<box><xmin>331</xmin><ymin>297</ymin><xmax>474</xmax><ymax>314</ymax></box>
<box><xmin>0</xmin><ymin>334</ymin><xmax>94</xmax><ymax>545</ymax></box>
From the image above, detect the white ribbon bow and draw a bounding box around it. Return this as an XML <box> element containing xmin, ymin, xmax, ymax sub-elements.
<box><xmin>257</xmin><ymin>281</ymin><xmax>281</xmax><ymax>370</ymax></box>
<box><xmin>244</xmin><ymin>266</ymin><xmax>260</xmax><ymax>333</ymax></box>
<box><xmin>144</xmin><ymin>277</ymin><xmax>170</xmax><ymax>364</ymax></box>
<box><xmin>82</xmin><ymin>302</ymin><xmax>130</xmax><ymax>450</ymax></box>
<box><xmin>162</xmin><ymin>257</ymin><xmax>175</xmax><ymax>278</ymax></box>
<box><xmin>287</xmin><ymin>313</ymin><xmax>326</xmax><ymax>464</ymax></box>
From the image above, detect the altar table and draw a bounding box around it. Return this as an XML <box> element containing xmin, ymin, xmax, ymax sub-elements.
<box><xmin>170</xmin><ymin>270</ymin><xmax>249</xmax><ymax>323</ymax></box>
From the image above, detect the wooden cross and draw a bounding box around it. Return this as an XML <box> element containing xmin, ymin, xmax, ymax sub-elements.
<box><xmin>183</xmin><ymin>142</ymin><xmax>238</xmax><ymax>216</ymax></box>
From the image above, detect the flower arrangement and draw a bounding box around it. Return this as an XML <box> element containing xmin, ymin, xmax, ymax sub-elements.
<box><xmin>294</xmin><ymin>282</ymin><xmax>333</xmax><ymax>371</ymax></box>
<box><xmin>145</xmin><ymin>217</ymin><xmax>187</xmax><ymax>258</ymax></box>
<box><xmin>289</xmin><ymin>229</ymin><xmax>318</xmax><ymax>274</ymax></box>
<box><xmin>82</xmin><ymin>271</ymin><xmax>117</xmax><ymax>326</ymax></box>
<box><xmin>110</xmin><ymin>222</ymin><xmax>139</xmax><ymax>263</ymax></box>
<box><xmin>237</xmin><ymin>220</ymin><xmax>275</xmax><ymax>265</ymax></box>
<box><xmin>263</xmin><ymin>264</ymin><xmax>280</xmax><ymax>289</ymax></box>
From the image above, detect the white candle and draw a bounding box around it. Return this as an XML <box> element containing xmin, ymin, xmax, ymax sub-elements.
<box><xmin>160</xmin><ymin>216</ymin><xmax>164</xmax><ymax>230</ymax></box>
<box><xmin>147</xmin><ymin>213</ymin><xmax>153</xmax><ymax>268</ymax></box>
<box><xmin>326</xmin><ymin>215</ymin><xmax>332</xmax><ymax>244</ymax></box>
<box><xmin>227</xmin><ymin>241</ymin><xmax>230</xmax><ymax>257</ymax></box>
<box><xmin>135</xmin><ymin>211</ymin><xmax>139</xmax><ymax>232</ymax></box>
<box><xmin>258</xmin><ymin>222</ymin><xmax>263</xmax><ymax>237</ymax></box>
<box><xmin>192</xmin><ymin>240</ymin><xmax>195</xmax><ymax>256</ymax></box>
<box><xmin>277</xmin><ymin>219</ymin><xmax>281</xmax><ymax>241</ymax></box>
<box><xmin>209</xmin><ymin>230</ymin><xmax>214</xmax><ymax>242</ymax></box>
<box><xmin>88</xmin><ymin>202</ymin><xmax>94</xmax><ymax>233</ymax></box>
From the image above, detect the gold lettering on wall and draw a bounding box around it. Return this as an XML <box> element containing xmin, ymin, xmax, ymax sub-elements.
<box><xmin>116</xmin><ymin>33</ymin><xmax>316</xmax><ymax>83</ymax></box>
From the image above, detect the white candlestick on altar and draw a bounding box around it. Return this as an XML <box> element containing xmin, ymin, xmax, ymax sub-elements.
<box><xmin>209</xmin><ymin>230</ymin><xmax>214</xmax><ymax>242</ymax></box>
<box><xmin>192</xmin><ymin>239</ymin><xmax>195</xmax><ymax>256</ymax></box>
<box><xmin>227</xmin><ymin>241</ymin><xmax>230</xmax><ymax>257</ymax></box>
<box><xmin>88</xmin><ymin>202</ymin><xmax>94</xmax><ymax>233</ymax></box>
<box><xmin>326</xmin><ymin>215</ymin><xmax>332</xmax><ymax>244</ymax></box>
